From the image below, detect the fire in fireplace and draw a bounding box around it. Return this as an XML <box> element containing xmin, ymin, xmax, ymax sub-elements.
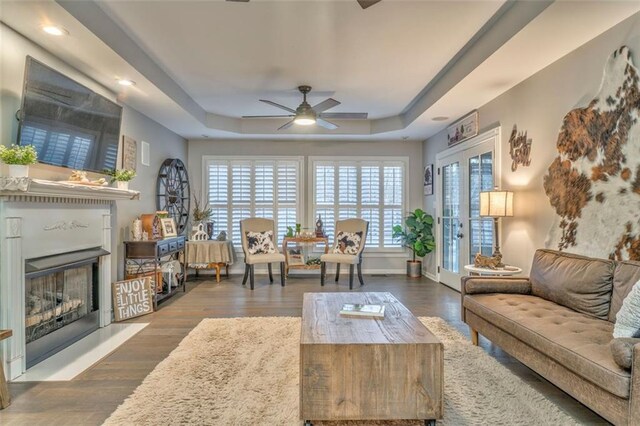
<box><xmin>24</xmin><ymin>248</ymin><xmax>106</xmax><ymax>368</ymax></box>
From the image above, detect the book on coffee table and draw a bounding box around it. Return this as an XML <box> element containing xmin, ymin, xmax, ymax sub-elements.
<box><xmin>340</xmin><ymin>303</ymin><xmax>385</xmax><ymax>318</ymax></box>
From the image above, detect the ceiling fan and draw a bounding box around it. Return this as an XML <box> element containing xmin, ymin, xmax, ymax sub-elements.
<box><xmin>243</xmin><ymin>85</ymin><xmax>368</xmax><ymax>130</ymax></box>
<box><xmin>226</xmin><ymin>0</ymin><xmax>382</xmax><ymax>10</ymax></box>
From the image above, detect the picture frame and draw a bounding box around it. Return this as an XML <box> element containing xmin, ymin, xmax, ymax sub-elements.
<box><xmin>424</xmin><ymin>164</ymin><xmax>434</xmax><ymax>196</ymax></box>
<box><xmin>447</xmin><ymin>110</ymin><xmax>478</xmax><ymax>146</ymax></box>
<box><xmin>160</xmin><ymin>217</ymin><xmax>177</xmax><ymax>238</ymax></box>
<box><xmin>121</xmin><ymin>135</ymin><xmax>137</xmax><ymax>171</ymax></box>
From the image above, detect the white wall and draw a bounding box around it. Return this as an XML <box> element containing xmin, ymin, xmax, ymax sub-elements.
<box><xmin>0</xmin><ymin>23</ymin><xmax>188</xmax><ymax>281</ymax></box>
<box><xmin>423</xmin><ymin>11</ymin><xmax>640</xmax><ymax>278</ymax></box>
<box><xmin>188</xmin><ymin>138</ymin><xmax>423</xmax><ymax>274</ymax></box>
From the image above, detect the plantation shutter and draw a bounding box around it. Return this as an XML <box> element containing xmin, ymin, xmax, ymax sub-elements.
<box><xmin>312</xmin><ymin>158</ymin><xmax>406</xmax><ymax>250</ymax></box>
<box><xmin>205</xmin><ymin>157</ymin><xmax>301</xmax><ymax>246</ymax></box>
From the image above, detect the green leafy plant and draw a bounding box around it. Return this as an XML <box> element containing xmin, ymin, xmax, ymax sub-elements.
<box><xmin>108</xmin><ymin>169</ymin><xmax>136</xmax><ymax>182</ymax></box>
<box><xmin>192</xmin><ymin>195</ymin><xmax>212</xmax><ymax>222</ymax></box>
<box><xmin>392</xmin><ymin>208</ymin><xmax>436</xmax><ymax>261</ymax></box>
<box><xmin>0</xmin><ymin>144</ymin><xmax>38</xmax><ymax>165</ymax></box>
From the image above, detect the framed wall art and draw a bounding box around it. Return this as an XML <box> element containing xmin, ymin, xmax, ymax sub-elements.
<box><xmin>424</xmin><ymin>164</ymin><xmax>434</xmax><ymax>196</ymax></box>
<box><xmin>121</xmin><ymin>135</ymin><xmax>137</xmax><ymax>171</ymax></box>
<box><xmin>447</xmin><ymin>111</ymin><xmax>478</xmax><ymax>146</ymax></box>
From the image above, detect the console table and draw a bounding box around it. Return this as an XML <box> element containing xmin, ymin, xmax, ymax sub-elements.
<box><xmin>185</xmin><ymin>240</ymin><xmax>236</xmax><ymax>283</ymax></box>
<box><xmin>0</xmin><ymin>329</ymin><xmax>12</xmax><ymax>409</ymax></box>
<box><xmin>124</xmin><ymin>236</ymin><xmax>186</xmax><ymax>307</ymax></box>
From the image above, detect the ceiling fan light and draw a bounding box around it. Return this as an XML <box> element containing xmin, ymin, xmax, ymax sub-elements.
<box><xmin>294</xmin><ymin>116</ymin><xmax>316</xmax><ymax>126</ymax></box>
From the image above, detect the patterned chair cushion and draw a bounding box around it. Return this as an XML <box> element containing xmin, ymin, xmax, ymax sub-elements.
<box><xmin>333</xmin><ymin>231</ymin><xmax>362</xmax><ymax>255</ymax></box>
<box><xmin>245</xmin><ymin>230</ymin><xmax>276</xmax><ymax>255</ymax></box>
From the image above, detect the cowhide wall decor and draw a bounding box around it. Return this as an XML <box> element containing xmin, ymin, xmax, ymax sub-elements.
<box><xmin>509</xmin><ymin>124</ymin><xmax>532</xmax><ymax>171</ymax></box>
<box><xmin>544</xmin><ymin>46</ymin><xmax>640</xmax><ymax>261</ymax></box>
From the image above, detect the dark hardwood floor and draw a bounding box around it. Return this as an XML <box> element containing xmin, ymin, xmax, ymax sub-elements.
<box><xmin>0</xmin><ymin>274</ymin><xmax>608</xmax><ymax>425</ymax></box>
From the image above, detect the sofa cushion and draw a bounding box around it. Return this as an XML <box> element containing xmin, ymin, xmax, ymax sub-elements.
<box><xmin>464</xmin><ymin>293</ymin><xmax>630</xmax><ymax>398</ymax></box>
<box><xmin>609</xmin><ymin>260</ymin><xmax>640</xmax><ymax>322</ymax></box>
<box><xmin>610</xmin><ymin>338</ymin><xmax>640</xmax><ymax>370</ymax></box>
<box><xmin>530</xmin><ymin>249</ymin><xmax>614</xmax><ymax>320</ymax></box>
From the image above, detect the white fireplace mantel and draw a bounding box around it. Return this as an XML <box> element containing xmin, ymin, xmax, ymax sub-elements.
<box><xmin>0</xmin><ymin>177</ymin><xmax>137</xmax><ymax>380</ymax></box>
<box><xmin>0</xmin><ymin>177</ymin><xmax>140</xmax><ymax>201</ymax></box>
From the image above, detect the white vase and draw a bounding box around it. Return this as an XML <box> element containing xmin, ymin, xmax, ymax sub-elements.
<box><xmin>8</xmin><ymin>165</ymin><xmax>29</xmax><ymax>178</ymax></box>
<box><xmin>116</xmin><ymin>181</ymin><xmax>129</xmax><ymax>190</ymax></box>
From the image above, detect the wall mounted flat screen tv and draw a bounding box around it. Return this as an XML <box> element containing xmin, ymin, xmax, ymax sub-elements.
<box><xmin>17</xmin><ymin>56</ymin><xmax>122</xmax><ymax>174</ymax></box>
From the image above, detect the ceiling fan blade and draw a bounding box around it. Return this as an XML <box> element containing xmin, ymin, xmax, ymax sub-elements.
<box><xmin>357</xmin><ymin>0</ymin><xmax>382</xmax><ymax>10</ymax></box>
<box><xmin>242</xmin><ymin>115</ymin><xmax>294</xmax><ymax>118</ymax></box>
<box><xmin>316</xmin><ymin>118</ymin><xmax>338</xmax><ymax>130</ymax></box>
<box><xmin>312</xmin><ymin>98</ymin><xmax>340</xmax><ymax>113</ymax></box>
<box><xmin>277</xmin><ymin>119</ymin><xmax>296</xmax><ymax>131</ymax></box>
<box><xmin>226</xmin><ymin>0</ymin><xmax>250</xmax><ymax>2</ymax></box>
<box><xmin>319</xmin><ymin>112</ymin><xmax>368</xmax><ymax>120</ymax></box>
<box><xmin>259</xmin><ymin>99</ymin><xmax>296</xmax><ymax>113</ymax></box>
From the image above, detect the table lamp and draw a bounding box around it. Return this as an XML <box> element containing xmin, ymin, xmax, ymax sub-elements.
<box><xmin>479</xmin><ymin>189</ymin><xmax>514</xmax><ymax>259</ymax></box>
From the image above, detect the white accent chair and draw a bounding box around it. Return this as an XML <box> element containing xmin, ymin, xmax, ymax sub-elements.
<box><xmin>320</xmin><ymin>219</ymin><xmax>369</xmax><ymax>290</ymax></box>
<box><xmin>240</xmin><ymin>218</ymin><xmax>285</xmax><ymax>290</ymax></box>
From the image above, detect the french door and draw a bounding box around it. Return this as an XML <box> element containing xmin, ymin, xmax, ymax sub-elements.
<box><xmin>436</xmin><ymin>132</ymin><xmax>497</xmax><ymax>291</ymax></box>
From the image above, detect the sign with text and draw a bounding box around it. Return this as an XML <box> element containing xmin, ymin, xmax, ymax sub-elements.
<box><xmin>112</xmin><ymin>277</ymin><xmax>154</xmax><ymax>321</ymax></box>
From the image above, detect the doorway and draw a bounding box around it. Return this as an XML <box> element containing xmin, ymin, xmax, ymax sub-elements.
<box><xmin>436</xmin><ymin>128</ymin><xmax>499</xmax><ymax>291</ymax></box>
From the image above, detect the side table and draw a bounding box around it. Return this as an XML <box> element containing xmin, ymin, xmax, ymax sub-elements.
<box><xmin>185</xmin><ymin>240</ymin><xmax>236</xmax><ymax>283</ymax></box>
<box><xmin>283</xmin><ymin>236</ymin><xmax>329</xmax><ymax>276</ymax></box>
<box><xmin>463</xmin><ymin>264</ymin><xmax>522</xmax><ymax>276</ymax></box>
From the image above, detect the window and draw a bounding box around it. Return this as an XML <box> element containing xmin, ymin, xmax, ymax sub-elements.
<box><xmin>311</xmin><ymin>157</ymin><xmax>407</xmax><ymax>250</ymax></box>
<box><xmin>204</xmin><ymin>156</ymin><xmax>302</xmax><ymax>246</ymax></box>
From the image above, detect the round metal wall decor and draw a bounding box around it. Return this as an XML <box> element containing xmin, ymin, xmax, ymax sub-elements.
<box><xmin>156</xmin><ymin>158</ymin><xmax>191</xmax><ymax>234</ymax></box>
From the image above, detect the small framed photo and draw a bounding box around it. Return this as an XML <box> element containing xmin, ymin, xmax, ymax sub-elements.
<box><xmin>160</xmin><ymin>218</ymin><xmax>177</xmax><ymax>238</ymax></box>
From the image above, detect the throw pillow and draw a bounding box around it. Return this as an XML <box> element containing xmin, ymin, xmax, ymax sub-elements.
<box><xmin>333</xmin><ymin>231</ymin><xmax>363</xmax><ymax>255</ymax></box>
<box><xmin>610</xmin><ymin>338</ymin><xmax>639</xmax><ymax>370</ymax></box>
<box><xmin>245</xmin><ymin>230</ymin><xmax>276</xmax><ymax>255</ymax></box>
<box><xmin>613</xmin><ymin>279</ymin><xmax>640</xmax><ymax>338</ymax></box>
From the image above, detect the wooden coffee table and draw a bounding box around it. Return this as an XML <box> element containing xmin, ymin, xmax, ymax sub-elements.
<box><xmin>300</xmin><ymin>292</ymin><xmax>443</xmax><ymax>425</ymax></box>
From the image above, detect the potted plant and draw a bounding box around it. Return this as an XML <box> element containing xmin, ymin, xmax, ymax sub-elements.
<box><xmin>0</xmin><ymin>144</ymin><xmax>38</xmax><ymax>178</ymax></box>
<box><xmin>109</xmin><ymin>169</ymin><xmax>136</xmax><ymax>190</ymax></box>
<box><xmin>192</xmin><ymin>195</ymin><xmax>213</xmax><ymax>238</ymax></box>
<box><xmin>392</xmin><ymin>208</ymin><xmax>436</xmax><ymax>278</ymax></box>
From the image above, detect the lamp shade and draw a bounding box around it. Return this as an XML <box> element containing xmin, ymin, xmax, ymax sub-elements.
<box><xmin>480</xmin><ymin>190</ymin><xmax>514</xmax><ymax>217</ymax></box>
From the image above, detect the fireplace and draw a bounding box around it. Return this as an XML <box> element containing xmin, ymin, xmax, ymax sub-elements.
<box><xmin>0</xmin><ymin>178</ymin><xmax>139</xmax><ymax>380</ymax></box>
<box><xmin>24</xmin><ymin>248</ymin><xmax>107</xmax><ymax>367</ymax></box>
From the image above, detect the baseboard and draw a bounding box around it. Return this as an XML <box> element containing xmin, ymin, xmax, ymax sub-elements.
<box><xmin>424</xmin><ymin>271</ymin><xmax>438</xmax><ymax>281</ymax></box>
<box><xmin>192</xmin><ymin>268</ymin><xmax>406</xmax><ymax>276</ymax></box>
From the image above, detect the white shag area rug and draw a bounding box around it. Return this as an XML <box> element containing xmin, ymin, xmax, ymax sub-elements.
<box><xmin>103</xmin><ymin>317</ymin><xmax>578</xmax><ymax>426</ymax></box>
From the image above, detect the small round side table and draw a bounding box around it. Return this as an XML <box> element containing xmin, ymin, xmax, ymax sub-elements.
<box><xmin>463</xmin><ymin>264</ymin><xmax>522</xmax><ymax>276</ymax></box>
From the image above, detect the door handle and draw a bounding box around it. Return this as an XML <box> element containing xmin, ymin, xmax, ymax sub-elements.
<box><xmin>456</xmin><ymin>223</ymin><xmax>464</xmax><ymax>239</ymax></box>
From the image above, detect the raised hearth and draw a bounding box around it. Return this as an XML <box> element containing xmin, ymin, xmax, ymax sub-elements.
<box><xmin>0</xmin><ymin>178</ymin><xmax>139</xmax><ymax>380</ymax></box>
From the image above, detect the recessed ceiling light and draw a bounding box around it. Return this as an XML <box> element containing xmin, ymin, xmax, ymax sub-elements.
<box><xmin>117</xmin><ymin>79</ymin><xmax>136</xmax><ymax>87</ymax></box>
<box><xmin>42</xmin><ymin>25</ymin><xmax>68</xmax><ymax>36</ymax></box>
<box><xmin>432</xmin><ymin>116</ymin><xmax>449</xmax><ymax>121</ymax></box>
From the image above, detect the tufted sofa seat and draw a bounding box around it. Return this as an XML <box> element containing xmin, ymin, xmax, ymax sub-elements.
<box><xmin>461</xmin><ymin>249</ymin><xmax>640</xmax><ymax>425</ymax></box>
<box><xmin>464</xmin><ymin>294</ymin><xmax>629</xmax><ymax>398</ymax></box>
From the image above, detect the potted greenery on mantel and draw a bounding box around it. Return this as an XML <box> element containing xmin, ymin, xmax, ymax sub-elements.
<box><xmin>109</xmin><ymin>169</ymin><xmax>136</xmax><ymax>190</ymax></box>
<box><xmin>392</xmin><ymin>208</ymin><xmax>436</xmax><ymax>278</ymax></box>
<box><xmin>0</xmin><ymin>144</ymin><xmax>38</xmax><ymax>178</ymax></box>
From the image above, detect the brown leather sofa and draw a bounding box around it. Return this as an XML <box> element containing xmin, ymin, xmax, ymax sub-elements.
<box><xmin>461</xmin><ymin>249</ymin><xmax>640</xmax><ymax>425</ymax></box>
